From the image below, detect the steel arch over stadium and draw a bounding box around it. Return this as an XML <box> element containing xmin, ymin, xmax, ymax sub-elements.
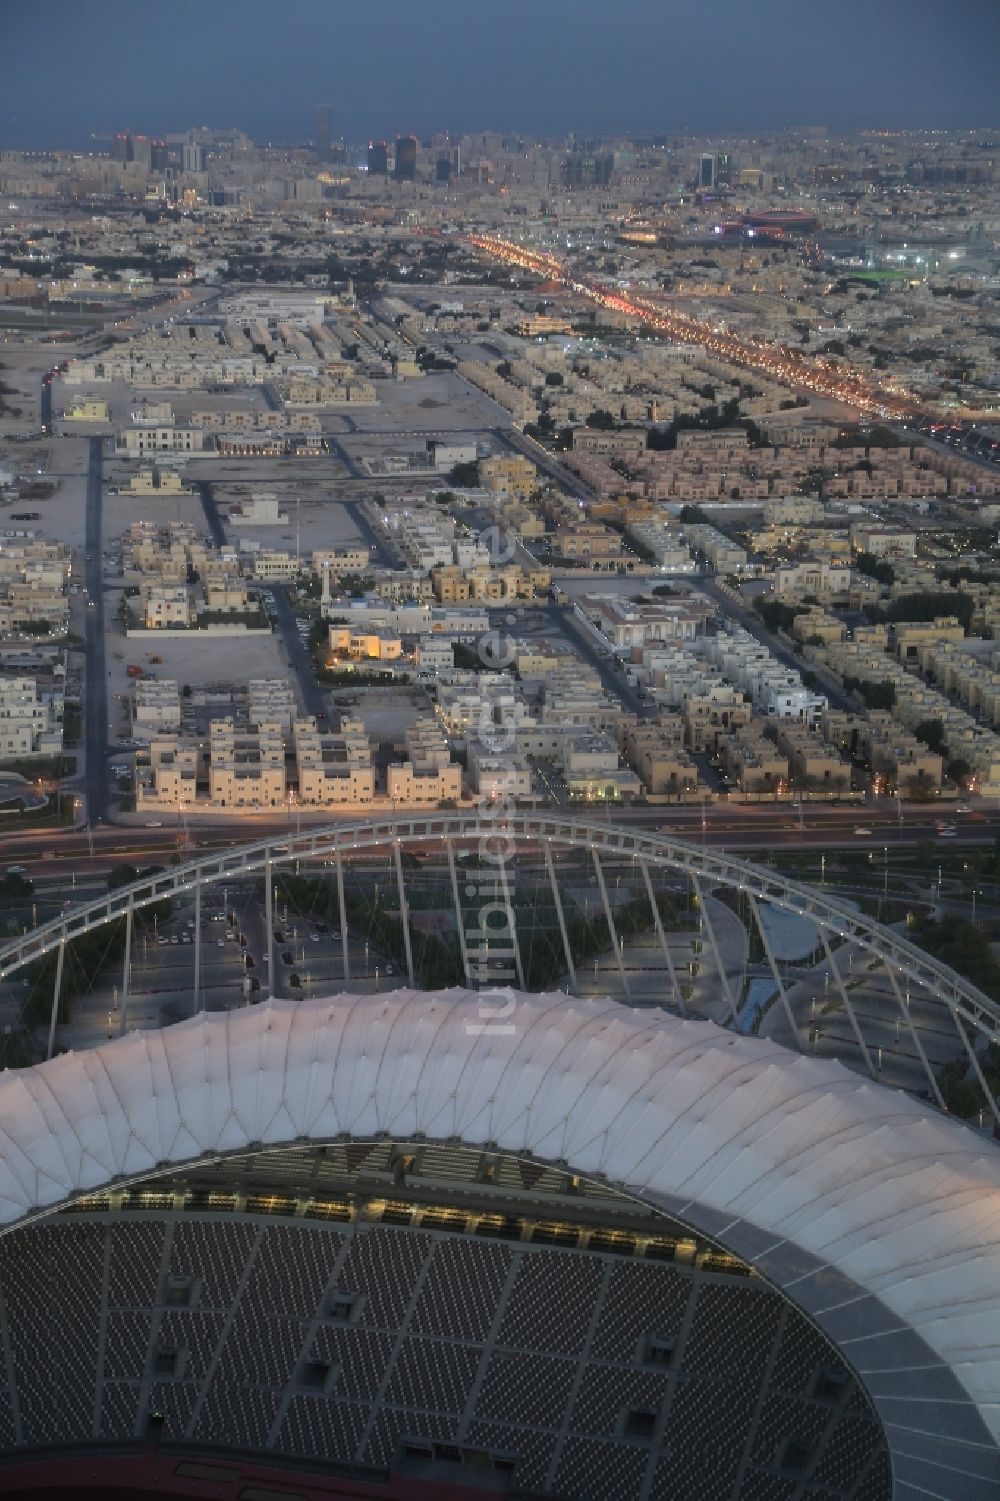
<box><xmin>0</xmin><ymin>990</ymin><xmax>997</xmax><ymax>1500</ymax></box>
<box><xmin>4</xmin><ymin>814</ymin><xmax>1000</xmax><ymax>1120</ymax></box>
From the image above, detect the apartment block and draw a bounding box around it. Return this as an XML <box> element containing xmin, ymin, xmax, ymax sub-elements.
<box><xmin>0</xmin><ymin>675</ymin><xmax>63</xmax><ymax>758</ymax></box>
<box><xmin>294</xmin><ymin>717</ymin><xmax>374</xmax><ymax>805</ymax></box>
<box><xmin>248</xmin><ymin>679</ymin><xmax>297</xmax><ymax>732</ymax></box>
<box><xmin>142</xmin><ymin>585</ymin><xmax>193</xmax><ymax>629</ymax></box>
<box><xmin>562</xmin><ymin>732</ymin><xmax>643</xmax><ymax>801</ymax></box>
<box><xmin>209</xmin><ymin>719</ymin><xmax>286</xmax><ymax>807</ymax></box>
<box><xmin>135</xmin><ymin>737</ymin><xmax>199</xmax><ymax>809</ymax></box>
<box><xmin>386</xmin><ymin>718</ymin><xmax>462</xmax><ymax>804</ymax></box>
<box><xmin>723</xmin><ymin>724</ymin><xmax>789</xmax><ymax>798</ymax></box>
<box><xmin>621</xmin><ymin>719</ymin><xmax>700</xmax><ymax>798</ymax></box>
<box><xmin>133</xmin><ymin>678</ymin><xmax>181</xmax><ymax>732</ymax></box>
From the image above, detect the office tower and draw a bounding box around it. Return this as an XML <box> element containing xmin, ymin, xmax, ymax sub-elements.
<box><xmin>395</xmin><ymin>135</ymin><xmax>417</xmax><ymax>181</ymax></box>
<box><xmin>149</xmin><ymin>140</ymin><xmax>169</xmax><ymax>172</ymax></box>
<box><xmin>130</xmin><ymin>135</ymin><xmax>152</xmax><ymax>172</ymax></box>
<box><xmin>182</xmin><ymin>143</ymin><xmax>206</xmax><ymax>174</ymax></box>
<box><xmin>112</xmin><ymin>132</ymin><xmax>131</xmax><ymax>165</ymax></box>
<box><xmin>367</xmin><ymin>140</ymin><xmax>389</xmax><ymax>175</ymax></box>
<box><xmin>594</xmin><ymin>152</ymin><xmax>615</xmax><ymax>186</ymax></box>
<box><xmin>436</xmin><ymin>155</ymin><xmax>451</xmax><ymax>183</ymax></box>
<box><xmin>315</xmin><ymin>105</ymin><xmax>332</xmax><ymax>159</ymax></box>
<box><xmin>699</xmin><ymin>153</ymin><xmax>716</xmax><ymax>189</ymax></box>
<box><xmin>715</xmin><ymin>151</ymin><xmax>732</xmax><ymax>188</ymax></box>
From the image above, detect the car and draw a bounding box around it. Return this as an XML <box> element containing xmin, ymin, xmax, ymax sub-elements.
<box><xmin>282</xmin><ymin>950</ymin><xmax>293</xmax><ymax>965</ymax></box>
<box><xmin>853</xmin><ymin>826</ymin><xmax>873</xmax><ymax>836</ymax></box>
<box><xmin>288</xmin><ymin>973</ymin><xmax>302</xmax><ymax>988</ymax></box>
<box><xmin>145</xmin><ymin>820</ymin><xmax>163</xmax><ymax>828</ymax></box>
<box><xmin>157</xmin><ymin>936</ymin><xmax>169</xmax><ymax>947</ymax></box>
<box><xmin>955</xmin><ymin>804</ymin><xmax>972</xmax><ymax>814</ymax></box>
<box><xmin>225</xmin><ymin>929</ymin><xmax>235</xmax><ymax>939</ymax></box>
<box><xmin>385</xmin><ymin>964</ymin><xmax>396</xmax><ymax>977</ymax></box>
<box><xmin>170</xmin><ymin>935</ymin><xmax>179</xmax><ymax>945</ymax></box>
<box><xmin>939</xmin><ymin>827</ymin><xmax>958</xmax><ymax>838</ymax></box>
<box><xmin>273</xmin><ymin>930</ymin><xmax>285</xmax><ymax>943</ymax></box>
<box><xmin>310</xmin><ymin>932</ymin><xmax>321</xmax><ymax>943</ymax></box>
<box><xmin>216</xmin><ymin>938</ymin><xmax>225</xmax><ymax>947</ymax></box>
<box><xmin>180</xmin><ymin>933</ymin><xmax>192</xmax><ymax>944</ymax></box>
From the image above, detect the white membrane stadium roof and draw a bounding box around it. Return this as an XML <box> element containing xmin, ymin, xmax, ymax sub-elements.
<box><xmin>1</xmin><ymin>990</ymin><xmax>999</xmax><ymax>1439</ymax></box>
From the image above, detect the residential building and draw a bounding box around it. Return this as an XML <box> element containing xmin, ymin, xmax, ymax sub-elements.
<box><xmin>208</xmin><ymin>719</ymin><xmax>286</xmax><ymax>807</ymax></box>
<box><xmin>294</xmin><ymin>718</ymin><xmax>374</xmax><ymax>806</ymax></box>
<box><xmin>386</xmin><ymin>719</ymin><xmax>462</xmax><ymax>805</ymax></box>
<box><xmin>133</xmin><ymin>679</ymin><xmax>181</xmax><ymax>733</ymax></box>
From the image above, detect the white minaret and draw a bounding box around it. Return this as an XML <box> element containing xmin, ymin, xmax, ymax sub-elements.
<box><xmin>321</xmin><ymin>561</ymin><xmax>332</xmax><ymax>609</ymax></box>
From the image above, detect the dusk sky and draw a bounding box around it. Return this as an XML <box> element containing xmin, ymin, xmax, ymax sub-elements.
<box><xmin>2</xmin><ymin>0</ymin><xmax>999</xmax><ymax>150</ymax></box>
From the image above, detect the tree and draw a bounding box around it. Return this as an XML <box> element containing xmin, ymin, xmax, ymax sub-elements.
<box><xmin>854</xmin><ymin>551</ymin><xmax>894</xmax><ymax>586</ymax></box>
<box><xmin>753</xmin><ymin>597</ymin><xmax>798</xmax><ymax>631</ymax></box>
<box><xmin>449</xmin><ymin>461</ymin><xmax>480</xmax><ymax>488</ymax></box>
<box><xmin>586</xmin><ymin>409</ymin><xmax>617</xmax><ymax>430</ymax></box>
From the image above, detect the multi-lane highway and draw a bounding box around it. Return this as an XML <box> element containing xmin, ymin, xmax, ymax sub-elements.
<box><xmin>466</xmin><ymin>234</ymin><xmax>924</xmax><ymax>421</ymax></box>
<box><xmin>0</xmin><ymin>801</ymin><xmax>993</xmax><ymax>888</ymax></box>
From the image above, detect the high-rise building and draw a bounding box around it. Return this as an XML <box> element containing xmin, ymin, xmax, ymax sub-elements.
<box><xmin>436</xmin><ymin>155</ymin><xmax>452</xmax><ymax>184</ymax></box>
<box><xmin>394</xmin><ymin>134</ymin><xmax>417</xmax><ymax>181</ymax></box>
<box><xmin>130</xmin><ymin>135</ymin><xmax>151</xmax><ymax>172</ymax></box>
<box><xmin>315</xmin><ymin>105</ymin><xmax>332</xmax><ymax>159</ymax></box>
<box><xmin>594</xmin><ymin>152</ymin><xmax>615</xmax><ymax>186</ymax></box>
<box><xmin>149</xmin><ymin>140</ymin><xmax>169</xmax><ymax>172</ymax></box>
<box><xmin>112</xmin><ymin>132</ymin><xmax>131</xmax><ymax>165</ymax></box>
<box><xmin>367</xmin><ymin>139</ymin><xmax>389</xmax><ymax>175</ymax></box>
<box><xmin>182</xmin><ymin>143</ymin><xmax>205</xmax><ymax>174</ymax></box>
<box><xmin>715</xmin><ymin>151</ymin><xmax>732</xmax><ymax>188</ymax></box>
<box><xmin>699</xmin><ymin>152</ymin><xmax>716</xmax><ymax>190</ymax></box>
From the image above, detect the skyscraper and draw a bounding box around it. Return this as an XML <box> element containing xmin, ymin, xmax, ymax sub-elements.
<box><xmin>182</xmin><ymin>143</ymin><xmax>205</xmax><ymax>174</ymax></box>
<box><xmin>395</xmin><ymin>135</ymin><xmax>417</xmax><ymax>181</ymax></box>
<box><xmin>315</xmin><ymin>105</ymin><xmax>332</xmax><ymax>160</ymax></box>
<box><xmin>367</xmin><ymin>140</ymin><xmax>389</xmax><ymax>175</ymax></box>
<box><xmin>715</xmin><ymin>151</ymin><xmax>732</xmax><ymax>188</ymax></box>
<box><xmin>699</xmin><ymin>153</ymin><xmax>716</xmax><ymax>190</ymax></box>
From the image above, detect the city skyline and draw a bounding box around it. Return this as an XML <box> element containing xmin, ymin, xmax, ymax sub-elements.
<box><xmin>2</xmin><ymin>0</ymin><xmax>1000</xmax><ymax>151</ymax></box>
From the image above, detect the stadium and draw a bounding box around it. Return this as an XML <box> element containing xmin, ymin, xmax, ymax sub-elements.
<box><xmin>0</xmin><ymin>818</ymin><xmax>997</xmax><ymax>1500</ymax></box>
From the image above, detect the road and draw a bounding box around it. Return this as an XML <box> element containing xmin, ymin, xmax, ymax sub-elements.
<box><xmin>0</xmin><ymin>800</ymin><xmax>993</xmax><ymax>876</ymax></box>
<box><xmin>195</xmin><ymin>479</ymin><xmax>227</xmax><ymax>548</ymax></box>
<box><xmin>697</xmin><ymin>578</ymin><xmax>856</xmax><ymax>714</ymax></box>
<box><xmin>83</xmin><ymin>437</ymin><xmax>109</xmax><ymax>823</ymax></box>
<box><xmin>324</xmin><ymin>434</ymin><xmax>365</xmax><ymax>480</ymax></box>
<box><xmin>499</xmin><ymin>426</ymin><xmax>580</xmax><ymax>497</ymax></box>
<box><xmin>345</xmin><ymin>499</ymin><xmax>398</xmax><ymax>568</ymax></box>
<box><xmin>544</xmin><ymin>603</ymin><xmax>650</xmax><ymax>716</ymax></box>
<box><xmin>916</xmin><ymin>431</ymin><xmax>1000</xmax><ymax>487</ymax></box>
<box><xmin>269</xmin><ymin>586</ymin><xmax>329</xmax><ymax>722</ymax></box>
